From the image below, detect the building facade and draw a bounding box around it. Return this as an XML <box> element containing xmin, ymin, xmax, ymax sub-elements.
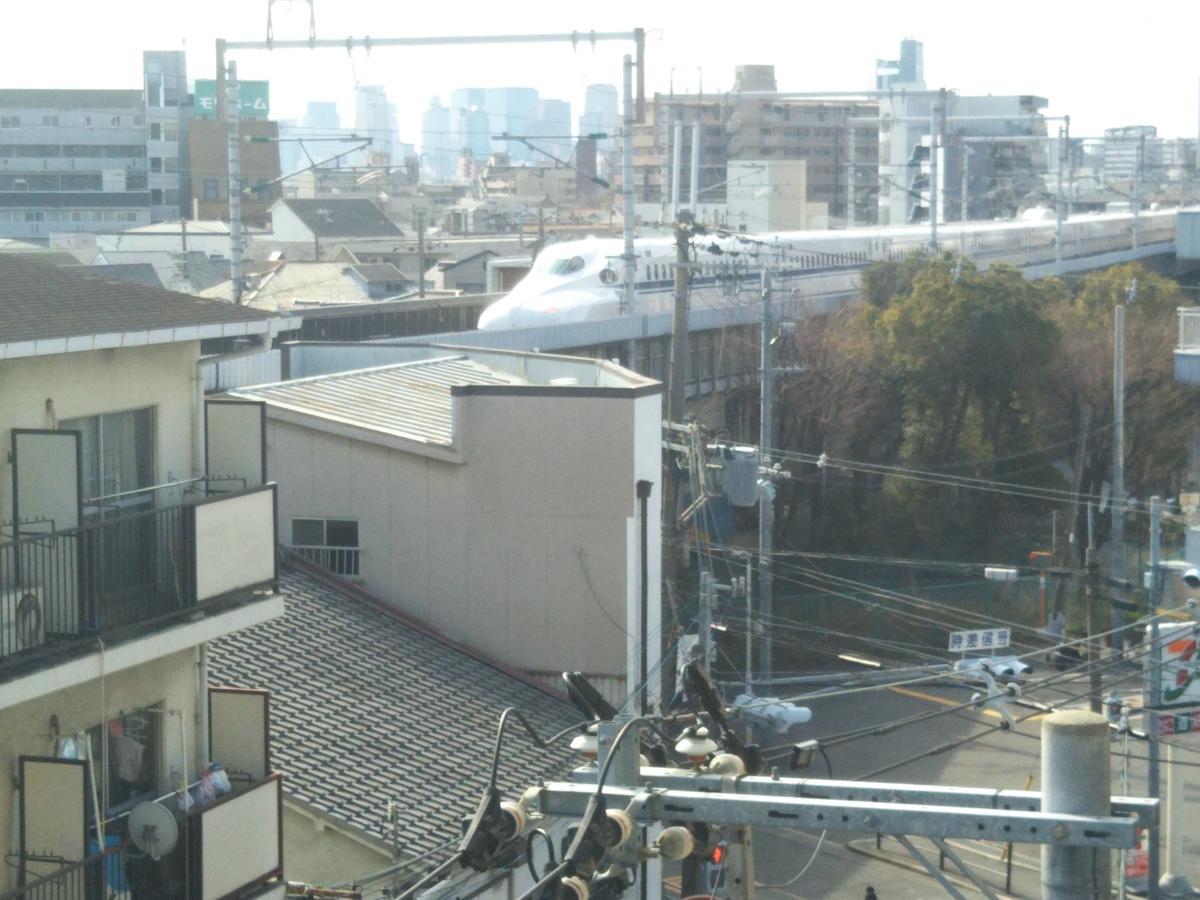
<box><xmin>0</xmin><ymin>90</ymin><xmax>150</xmax><ymax>237</ymax></box>
<box><xmin>226</xmin><ymin>342</ymin><xmax>664</xmax><ymax>706</ymax></box>
<box><xmin>143</xmin><ymin>50</ymin><xmax>188</xmax><ymax>222</ymax></box>
<box><xmin>188</xmin><ymin>119</ymin><xmax>281</xmax><ymax>227</ymax></box>
<box><xmin>0</xmin><ymin>257</ymin><xmax>285</xmax><ymax>896</ymax></box>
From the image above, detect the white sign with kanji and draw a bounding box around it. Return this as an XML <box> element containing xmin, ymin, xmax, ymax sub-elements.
<box><xmin>948</xmin><ymin>628</ymin><xmax>1011</xmax><ymax>653</ymax></box>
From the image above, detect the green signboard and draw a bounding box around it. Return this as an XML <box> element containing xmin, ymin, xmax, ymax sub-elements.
<box><xmin>194</xmin><ymin>80</ymin><xmax>270</xmax><ymax>120</ymax></box>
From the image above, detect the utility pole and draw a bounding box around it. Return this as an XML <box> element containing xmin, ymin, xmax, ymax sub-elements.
<box><xmin>415</xmin><ymin>207</ymin><xmax>427</xmax><ymax>299</ymax></box>
<box><xmin>668</xmin><ymin>210</ymin><xmax>690</xmax><ymax>424</ymax></box>
<box><xmin>671</xmin><ymin>119</ymin><xmax>683</xmax><ymax>217</ymax></box>
<box><xmin>847</xmin><ymin>124</ymin><xmax>856</xmax><ymax>228</ymax></box>
<box><xmin>1085</xmin><ymin>545</ymin><xmax>1103</xmax><ymax>714</ymax></box>
<box><xmin>226</xmin><ymin>61</ymin><xmax>244</xmax><ymax>304</ymax></box>
<box><xmin>1056</xmin><ymin>123</ymin><xmax>1066</xmax><ymax>270</ymax></box>
<box><xmin>1147</xmin><ymin>495</ymin><xmax>1163</xmax><ymax>899</ymax></box>
<box><xmin>759</xmin><ymin>269</ymin><xmax>775</xmax><ymax>681</ymax></box>
<box><xmin>929</xmin><ymin>100</ymin><xmax>940</xmax><ymax>252</ymax></box>
<box><xmin>690</xmin><ymin>121</ymin><xmax>701</xmax><ymax>215</ymax></box>
<box><xmin>621</xmin><ymin>54</ymin><xmax>636</xmax><ymax>317</ymax></box>
<box><xmin>960</xmin><ymin>144</ymin><xmax>969</xmax><ymax>223</ymax></box>
<box><xmin>1041</xmin><ymin>710</ymin><xmax>1112</xmax><ymax>898</ymax></box>
<box><xmin>1133</xmin><ymin>134</ymin><xmax>1143</xmax><ymax>250</ymax></box>
<box><xmin>1113</xmin><ymin>291</ymin><xmax>1131</xmax><ymax>648</ymax></box>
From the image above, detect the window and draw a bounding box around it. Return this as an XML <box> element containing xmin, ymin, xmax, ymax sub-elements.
<box><xmin>549</xmin><ymin>255</ymin><xmax>585</xmax><ymax>275</ymax></box>
<box><xmin>1</xmin><ymin>115</ymin><xmax>19</xmax><ymax>128</ymax></box>
<box><xmin>149</xmin><ymin>157</ymin><xmax>162</xmax><ymax>173</ymax></box>
<box><xmin>151</xmin><ymin>189</ymin><xmax>162</xmax><ymax>205</ymax></box>
<box><xmin>60</xmin><ymin>407</ymin><xmax>156</xmax><ymax>504</ymax></box>
<box><xmin>149</xmin><ymin>123</ymin><xmax>161</xmax><ymax>140</ymax></box>
<box><xmin>163</xmin><ymin>157</ymin><xmax>177</xmax><ymax>174</ymax></box>
<box><xmin>110</xmin><ymin>115</ymin><xmax>121</xmax><ymax>126</ymax></box>
<box><xmin>42</xmin><ymin>115</ymin><xmax>59</xmax><ymax>127</ymax></box>
<box><xmin>202</xmin><ymin>178</ymin><xmax>220</xmax><ymax>201</ymax></box>
<box><xmin>291</xmin><ymin>517</ymin><xmax>360</xmax><ymax>576</ymax></box>
<box><xmin>162</xmin><ymin>122</ymin><xmax>178</xmax><ymax>142</ymax></box>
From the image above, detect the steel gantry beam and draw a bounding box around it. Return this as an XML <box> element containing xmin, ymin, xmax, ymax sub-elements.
<box><xmin>534</xmin><ymin>782</ymin><xmax>1145</xmax><ymax>849</ymax></box>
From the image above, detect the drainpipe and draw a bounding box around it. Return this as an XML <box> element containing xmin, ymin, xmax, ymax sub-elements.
<box><xmin>195</xmin><ymin>645</ymin><xmax>209</xmax><ymax>771</ymax></box>
<box><xmin>636</xmin><ymin>480</ymin><xmax>653</xmax><ymax>713</ymax></box>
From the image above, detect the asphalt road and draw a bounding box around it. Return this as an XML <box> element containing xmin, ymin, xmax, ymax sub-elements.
<box><xmin>727</xmin><ymin>667</ymin><xmax>1157</xmax><ymax>899</ymax></box>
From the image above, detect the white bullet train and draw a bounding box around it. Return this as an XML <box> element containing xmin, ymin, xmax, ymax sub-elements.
<box><xmin>476</xmin><ymin>209</ymin><xmax>1179</xmax><ymax>331</ymax></box>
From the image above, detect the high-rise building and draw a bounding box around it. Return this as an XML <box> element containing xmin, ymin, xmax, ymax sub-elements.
<box><xmin>875</xmin><ymin>38</ymin><xmax>925</xmax><ymax>90</ymax></box>
<box><xmin>144</xmin><ymin>50</ymin><xmax>188</xmax><ymax>221</ymax></box>
<box><xmin>355</xmin><ymin>85</ymin><xmax>399</xmax><ymax>166</ymax></box>
<box><xmin>421</xmin><ymin>97</ymin><xmax>453</xmax><ymax>181</ymax></box>
<box><xmin>303</xmin><ymin>101</ymin><xmax>340</xmax><ymax>130</ymax></box>
<box><xmin>1104</xmin><ymin>125</ymin><xmax>1161</xmax><ymax>185</ymax></box>
<box><xmin>579</xmin><ymin>84</ymin><xmax>618</xmax><ymax>143</ymax></box>
<box><xmin>536</xmin><ymin>99</ymin><xmax>572</xmax><ymax>160</ymax></box>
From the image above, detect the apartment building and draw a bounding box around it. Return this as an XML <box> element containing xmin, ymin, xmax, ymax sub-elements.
<box><xmin>0</xmin><ymin>256</ymin><xmax>286</xmax><ymax>898</ymax></box>
<box><xmin>624</xmin><ymin>66</ymin><xmax>880</xmax><ymax>226</ymax></box>
<box><xmin>0</xmin><ymin>90</ymin><xmax>150</xmax><ymax>238</ymax></box>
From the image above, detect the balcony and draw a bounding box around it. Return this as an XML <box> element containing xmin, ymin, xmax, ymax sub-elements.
<box><xmin>0</xmin><ymin>485</ymin><xmax>279</xmax><ymax>698</ymax></box>
<box><xmin>0</xmin><ymin>774</ymin><xmax>283</xmax><ymax>900</ymax></box>
<box><xmin>1176</xmin><ymin>307</ymin><xmax>1200</xmax><ymax>384</ymax></box>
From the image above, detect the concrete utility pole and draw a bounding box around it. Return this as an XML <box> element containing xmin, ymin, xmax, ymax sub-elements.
<box><xmin>415</xmin><ymin>208</ymin><xmax>427</xmax><ymax>299</ymax></box>
<box><xmin>667</xmin><ymin>210</ymin><xmax>690</xmax><ymax>424</ymax></box>
<box><xmin>671</xmin><ymin>120</ymin><xmax>684</xmax><ymax>217</ymax></box>
<box><xmin>622</xmin><ymin>54</ymin><xmax>636</xmax><ymax>317</ymax></box>
<box><xmin>1056</xmin><ymin>124</ymin><xmax>1066</xmax><ymax>270</ymax></box>
<box><xmin>960</xmin><ymin>144</ymin><xmax>969</xmax><ymax>224</ymax></box>
<box><xmin>226</xmin><ymin>62</ymin><xmax>244</xmax><ymax>304</ymax></box>
<box><xmin>759</xmin><ymin>270</ymin><xmax>775</xmax><ymax>680</ymax></box>
<box><xmin>1147</xmin><ymin>495</ymin><xmax>1163</xmax><ymax>898</ymax></box>
<box><xmin>847</xmin><ymin>124</ymin><xmax>856</xmax><ymax>228</ymax></box>
<box><xmin>1133</xmin><ymin>134</ymin><xmax>1143</xmax><ymax>250</ymax></box>
<box><xmin>1041</xmin><ymin>710</ymin><xmax>1112</xmax><ymax>898</ymax></box>
<box><xmin>1085</xmin><ymin>545</ymin><xmax>1103</xmax><ymax>713</ymax></box>
<box><xmin>689</xmin><ymin>121</ymin><xmax>701</xmax><ymax>215</ymax></box>
<box><xmin>1112</xmin><ymin>291</ymin><xmax>1132</xmax><ymax>646</ymax></box>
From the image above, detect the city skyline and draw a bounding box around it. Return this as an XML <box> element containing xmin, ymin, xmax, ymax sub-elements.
<box><xmin>0</xmin><ymin>0</ymin><xmax>1197</xmax><ymax>151</ymax></box>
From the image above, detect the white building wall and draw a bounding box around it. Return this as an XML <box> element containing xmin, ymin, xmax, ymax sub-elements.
<box><xmin>268</xmin><ymin>203</ymin><xmax>315</xmax><ymax>244</ymax></box>
<box><xmin>0</xmin><ymin>343</ymin><xmax>200</xmax><ymax>523</ymax></box>
<box><xmin>267</xmin><ymin>388</ymin><xmax>661</xmax><ymax>687</ymax></box>
<box><xmin>0</xmin><ymin>651</ymin><xmax>196</xmax><ymax>891</ymax></box>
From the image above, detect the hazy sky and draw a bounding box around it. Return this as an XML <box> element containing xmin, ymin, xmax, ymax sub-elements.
<box><xmin>3</xmin><ymin>0</ymin><xmax>1198</xmax><ymax>147</ymax></box>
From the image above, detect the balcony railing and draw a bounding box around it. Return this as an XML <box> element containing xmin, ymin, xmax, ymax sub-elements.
<box><xmin>288</xmin><ymin>545</ymin><xmax>362</xmax><ymax>578</ymax></box>
<box><xmin>0</xmin><ymin>485</ymin><xmax>277</xmax><ymax>678</ymax></box>
<box><xmin>1179</xmin><ymin>307</ymin><xmax>1200</xmax><ymax>349</ymax></box>
<box><xmin>1</xmin><ymin>775</ymin><xmax>283</xmax><ymax>900</ymax></box>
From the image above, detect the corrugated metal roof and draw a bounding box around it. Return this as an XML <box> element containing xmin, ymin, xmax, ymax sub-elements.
<box><xmin>231</xmin><ymin>355</ymin><xmax>528</xmax><ymax>445</ymax></box>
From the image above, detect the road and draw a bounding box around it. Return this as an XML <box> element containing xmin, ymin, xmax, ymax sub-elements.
<box><xmin>729</xmin><ymin>667</ymin><xmax>1156</xmax><ymax>899</ymax></box>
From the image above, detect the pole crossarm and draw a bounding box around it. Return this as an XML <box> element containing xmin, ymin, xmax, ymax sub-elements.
<box><xmin>569</xmin><ymin>767</ymin><xmax>1158</xmax><ymax>831</ymax></box>
<box><xmin>533</xmin><ymin>781</ymin><xmax>1145</xmax><ymax>849</ymax></box>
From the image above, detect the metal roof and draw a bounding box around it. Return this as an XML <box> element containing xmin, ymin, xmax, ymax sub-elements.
<box><xmin>230</xmin><ymin>355</ymin><xmax>528</xmax><ymax>445</ymax></box>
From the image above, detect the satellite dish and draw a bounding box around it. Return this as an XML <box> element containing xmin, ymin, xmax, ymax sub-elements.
<box><xmin>129</xmin><ymin>802</ymin><xmax>179</xmax><ymax>860</ymax></box>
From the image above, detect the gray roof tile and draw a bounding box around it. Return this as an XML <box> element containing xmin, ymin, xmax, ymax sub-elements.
<box><xmin>207</xmin><ymin>568</ymin><xmax>582</xmax><ymax>854</ymax></box>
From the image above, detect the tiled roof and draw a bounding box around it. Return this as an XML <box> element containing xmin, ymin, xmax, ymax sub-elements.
<box><xmin>279</xmin><ymin>199</ymin><xmax>403</xmax><ymax>238</ymax></box>
<box><xmin>229</xmin><ymin>355</ymin><xmax>528</xmax><ymax>445</ymax></box>
<box><xmin>207</xmin><ymin>566</ymin><xmax>581</xmax><ymax>854</ymax></box>
<box><xmin>0</xmin><ymin>254</ymin><xmax>272</xmax><ymax>343</ymax></box>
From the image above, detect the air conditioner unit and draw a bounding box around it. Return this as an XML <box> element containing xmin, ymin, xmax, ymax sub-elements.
<box><xmin>0</xmin><ymin>587</ymin><xmax>44</xmax><ymax>657</ymax></box>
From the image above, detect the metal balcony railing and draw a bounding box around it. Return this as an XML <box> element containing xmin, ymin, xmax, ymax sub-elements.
<box><xmin>288</xmin><ymin>545</ymin><xmax>362</xmax><ymax>578</ymax></box>
<box><xmin>0</xmin><ymin>485</ymin><xmax>277</xmax><ymax>678</ymax></box>
<box><xmin>1</xmin><ymin>775</ymin><xmax>284</xmax><ymax>899</ymax></box>
<box><xmin>1179</xmin><ymin>307</ymin><xmax>1200</xmax><ymax>349</ymax></box>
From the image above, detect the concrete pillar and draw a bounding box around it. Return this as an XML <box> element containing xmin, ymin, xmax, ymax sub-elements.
<box><xmin>1041</xmin><ymin>710</ymin><xmax>1112</xmax><ymax>899</ymax></box>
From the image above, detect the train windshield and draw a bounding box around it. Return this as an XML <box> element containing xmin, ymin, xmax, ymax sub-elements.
<box><xmin>548</xmin><ymin>255</ymin><xmax>586</xmax><ymax>275</ymax></box>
